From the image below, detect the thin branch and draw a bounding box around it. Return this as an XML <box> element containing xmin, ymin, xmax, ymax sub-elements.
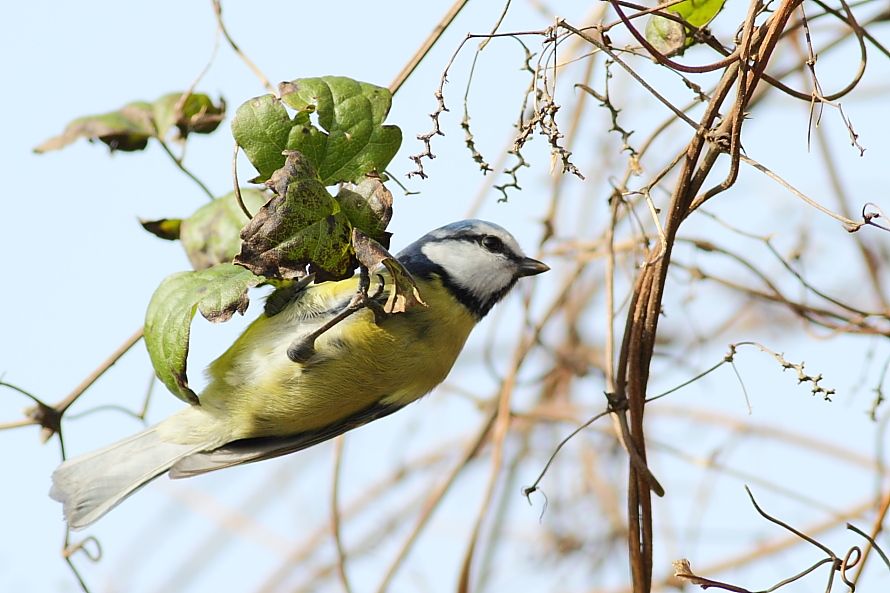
<box><xmin>157</xmin><ymin>139</ymin><xmax>216</xmax><ymax>201</ymax></box>
<box><xmin>330</xmin><ymin>436</ymin><xmax>353</xmax><ymax>593</ymax></box>
<box><xmin>211</xmin><ymin>0</ymin><xmax>275</xmax><ymax>94</ymax></box>
<box><xmin>373</xmin><ymin>410</ymin><xmax>496</xmax><ymax>593</ymax></box>
<box><xmin>388</xmin><ymin>0</ymin><xmax>470</xmax><ymax>95</ymax></box>
<box><xmin>62</xmin><ymin>531</ymin><xmax>101</xmax><ymax>593</ymax></box>
<box><xmin>848</xmin><ymin>491</ymin><xmax>890</xmax><ymax>583</ymax></box>
<box><xmin>559</xmin><ymin>20</ymin><xmax>699</xmax><ymax>129</ymax></box>
<box><xmin>522</xmin><ymin>409</ymin><xmax>611</xmax><ymax>500</ymax></box>
<box><xmin>745</xmin><ymin>486</ymin><xmax>837</xmax><ymax>558</ymax></box>
<box><xmin>6</xmin><ymin>327</ymin><xmax>146</xmax><ymax>444</ymax></box>
<box><xmin>55</xmin><ymin>327</ymin><xmax>146</xmax><ymax>417</ymax></box>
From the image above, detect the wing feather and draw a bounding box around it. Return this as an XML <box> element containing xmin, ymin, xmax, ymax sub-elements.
<box><xmin>169</xmin><ymin>401</ymin><xmax>403</xmax><ymax>478</ymax></box>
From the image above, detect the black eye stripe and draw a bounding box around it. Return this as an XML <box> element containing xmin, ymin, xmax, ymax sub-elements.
<box><xmin>427</xmin><ymin>231</ymin><xmax>519</xmax><ymax>259</ymax></box>
<box><xmin>481</xmin><ymin>235</ymin><xmax>505</xmax><ymax>253</ymax></box>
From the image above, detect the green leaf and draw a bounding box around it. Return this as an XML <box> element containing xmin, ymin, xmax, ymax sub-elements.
<box><xmin>669</xmin><ymin>0</ymin><xmax>725</xmax><ymax>27</ymax></box>
<box><xmin>235</xmin><ymin>151</ymin><xmax>354</xmax><ymax>281</ymax></box>
<box><xmin>34</xmin><ymin>92</ymin><xmax>225</xmax><ymax>154</ymax></box>
<box><xmin>646</xmin><ymin>16</ymin><xmax>687</xmax><ymax>55</ymax></box>
<box><xmin>144</xmin><ymin>263</ymin><xmax>263</xmax><ymax>405</ymax></box>
<box><xmin>141</xmin><ymin>190</ymin><xmax>269</xmax><ymax>269</ymax></box>
<box><xmin>152</xmin><ymin>92</ymin><xmax>226</xmax><ymax>140</ymax></box>
<box><xmin>335</xmin><ymin>177</ymin><xmax>393</xmax><ymax>245</ymax></box>
<box><xmin>34</xmin><ymin>102</ymin><xmax>155</xmax><ymax>153</ymax></box>
<box><xmin>645</xmin><ymin>0</ymin><xmax>726</xmax><ymax>54</ymax></box>
<box><xmin>178</xmin><ymin>189</ymin><xmax>269</xmax><ymax>270</ymax></box>
<box><xmin>231</xmin><ymin>94</ymin><xmax>295</xmax><ymax>182</ymax></box>
<box><xmin>232</xmin><ymin>76</ymin><xmax>402</xmax><ymax>186</ymax></box>
<box><xmin>281</xmin><ymin>77</ymin><xmax>402</xmax><ymax>184</ymax></box>
<box><xmin>351</xmin><ymin>228</ymin><xmax>425</xmax><ymax>314</ymax></box>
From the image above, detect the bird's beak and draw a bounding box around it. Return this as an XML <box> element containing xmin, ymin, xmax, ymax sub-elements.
<box><xmin>516</xmin><ymin>257</ymin><xmax>550</xmax><ymax>277</ymax></box>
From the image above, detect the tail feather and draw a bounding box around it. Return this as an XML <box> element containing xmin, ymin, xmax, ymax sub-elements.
<box><xmin>50</xmin><ymin>424</ymin><xmax>206</xmax><ymax>530</ymax></box>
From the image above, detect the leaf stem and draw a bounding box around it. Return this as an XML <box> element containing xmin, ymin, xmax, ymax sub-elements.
<box><xmin>157</xmin><ymin>139</ymin><xmax>216</xmax><ymax>201</ymax></box>
<box><xmin>232</xmin><ymin>143</ymin><xmax>252</xmax><ymax>218</ymax></box>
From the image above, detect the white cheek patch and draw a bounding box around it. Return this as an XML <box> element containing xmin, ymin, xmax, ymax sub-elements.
<box><xmin>421</xmin><ymin>240</ymin><xmax>516</xmax><ymax>299</ymax></box>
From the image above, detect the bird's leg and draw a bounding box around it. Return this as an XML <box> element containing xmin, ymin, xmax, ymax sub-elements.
<box><xmin>358</xmin><ymin>266</ymin><xmax>388</xmax><ymax>324</ymax></box>
<box><xmin>287</xmin><ymin>302</ymin><xmax>361</xmax><ymax>362</ymax></box>
<box><xmin>286</xmin><ymin>269</ymin><xmax>388</xmax><ymax>363</ymax></box>
<box><xmin>359</xmin><ymin>265</ymin><xmax>371</xmax><ymax>294</ymax></box>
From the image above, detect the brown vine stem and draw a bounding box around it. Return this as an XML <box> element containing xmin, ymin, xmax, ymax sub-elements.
<box><xmin>581</xmin><ymin>1</ymin><xmax>806</xmax><ymax>588</ymax></box>
<box><xmin>62</xmin><ymin>531</ymin><xmax>100</xmax><ymax>593</ymax></box>
<box><xmin>388</xmin><ymin>0</ymin><xmax>470</xmax><ymax>96</ymax></box>
<box><xmin>732</xmin><ymin>155</ymin><xmax>860</xmax><ymax>228</ymax></box>
<box><xmin>175</xmin><ymin>24</ymin><xmax>220</xmax><ymax>116</ymax></box>
<box><xmin>608</xmin><ymin>0</ymin><xmax>741</xmax><ymax>74</ymax></box>
<box><xmin>601</xmin><ymin>0</ymin><xmax>700</xmax><ymax>33</ymax></box>
<box><xmin>559</xmin><ymin>21</ymin><xmax>701</xmax><ymax>134</ymax></box>
<box><xmin>158</xmin><ymin>27</ymin><xmax>222</xmax><ymax>203</ymax></box>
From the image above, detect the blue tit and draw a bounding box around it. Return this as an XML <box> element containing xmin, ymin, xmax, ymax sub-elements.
<box><xmin>51</xmin><ymin>219</ymin><xmax>549</xmax><ymax>529</ymax></box>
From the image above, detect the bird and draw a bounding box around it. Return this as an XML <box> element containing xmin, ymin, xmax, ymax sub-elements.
<box><xmin>50</xmin><ymin>219</ymin><xmax>549</xmax><ymax>529</ymax></box>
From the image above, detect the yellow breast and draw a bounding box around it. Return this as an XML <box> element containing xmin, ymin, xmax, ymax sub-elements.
<box><xmin>198</xmin><ymin>274</ymin><xmax>477</xmax><ymax>439</ymax></box>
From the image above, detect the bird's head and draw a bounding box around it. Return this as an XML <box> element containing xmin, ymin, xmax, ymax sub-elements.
<box><xmin>397</xmin><ymin>219</ymin><xmax>549</xmax><ymax>319</ymax></box>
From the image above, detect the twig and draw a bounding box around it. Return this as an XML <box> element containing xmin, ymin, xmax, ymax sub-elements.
<box><xmin>54</xmin><ymin>328</ymin><xmax>146</xmax><ymax>418</ymax></box>
<box><xmin>170</xmin><ymin>19</ymin><xmax>221</xmax><ymax>138</ymax></box>
<box><xmin>848</xmin><ymin>491</ymin><xmax>890</xmax><ymax>583</ymax></box>
<box><xmin>388</xmin><ymin>0</ymin><xmax>470</xmax><ymax>96</ymax></box>
<box><xmin>522</xmin><ymin>409</ymin><xmax>611</xmax><ymax>500</ymax></box>
<box><xmin>559</xmin><ymin>20</ymin><xmax>699</xmax><ymax>129</ymax></box>
<box><xmin>0</xmin><ymin>327</ymin><xmax>145</xmax><ymax>444</ymax></box>
<box><xmin>331</xmin><ymin>436</ymin><xmax>353</xmax><ymax>593</ymax></box>
<box><xmin>157</xmin><ymin>138</ymin><xmax>216</xmax><ymax>201</ymax></box>
<box><xmin>607</xmin><ymin>0</ymin><xmax>742</xmax><ymax>74</ymax></box>
<box><xmin>373</xmin><ymin>409</ymin><xmax>496</xmax><ymax>593</ymax></box>
<box><xmin>62</xmin><ymin>531</ymin><xmax>101</xmax><ymax>593</ymax></box>
<box><xmin>605</xmin><ymin>496</ymin><xmax>878</xmax><ymax>593</ymax></box>
<box><xmin>691</xmin><ymin>154</ymin><xmax>863</xmax><ymax>229</ymax></box>
<box><xmin>745</xmin><ymin>486</ymin><xmax>836</xmax><ymax>557</ymax></box>
<box><xmin>211</xmin><ymin>0</ymin><xmax>275</xmax><ymax>94</ymax></box>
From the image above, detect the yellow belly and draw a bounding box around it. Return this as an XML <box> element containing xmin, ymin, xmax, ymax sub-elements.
<box><xmin>197</xmin><ymin>275</ymin><xmax>477</xmax><ymax>439</ymax></box>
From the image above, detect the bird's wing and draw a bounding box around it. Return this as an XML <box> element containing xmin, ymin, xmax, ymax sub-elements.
<box><xmin>168</xmin><ymin>400</ymin><xmax>404</xmax><ymax>478</ymax></box>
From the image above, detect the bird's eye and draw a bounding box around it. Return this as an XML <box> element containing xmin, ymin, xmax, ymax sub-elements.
<box><xmin>481</xmin><ymin>235</ymin><xmax>505</xmax><ymax>253</ymax></box>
